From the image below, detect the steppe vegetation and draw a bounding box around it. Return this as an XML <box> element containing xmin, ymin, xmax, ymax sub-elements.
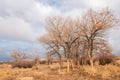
<box><xmin>0</xmin><ymin>61</ymin><xmax>120</xmax><ymax>80</ymax></box>
<box><xmin>0</xmin><ymin>8</ymin><xmax>120</xmax><ymax>80</ymax></box>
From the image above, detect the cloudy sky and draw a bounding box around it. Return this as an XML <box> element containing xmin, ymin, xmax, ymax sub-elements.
<box><xmin>0</xmin><ymin>0</ymin><xmax>120</xmax><ymax>61</ymax></box>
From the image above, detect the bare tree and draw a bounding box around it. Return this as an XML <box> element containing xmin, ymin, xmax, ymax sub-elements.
<box><xmin>39</xmin><ymin>16</ymin><xmax>82</xmax><ymax>72</ymax></box>
<box><xmin>10</xmin><ymin>49</ymin><xmax>36</xmax><ymax>68</ymax></box>
<box><xmin>11</xmin><ymin>49</ymin><xmax>30</xmax><ymax>62</ymax></box>
<box><xmin>39</xmin><ymin>16</ymin><xmax>65</xmax><ymax>71</ymax></box>
<box><xmin>80</xmin><ymin>8</ymin><xmax>119</xmax><ymax>68</ymax></box>
<box><xmin>39</xmin><ymin>8</ymin><xmax>119</xmax><ymax>71</ymax></box>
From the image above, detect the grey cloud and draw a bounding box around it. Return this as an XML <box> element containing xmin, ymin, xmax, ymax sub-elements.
<box><xmin>0</xmin><ymin>0</ymin><xmax>61</xmax><ymax>23</ymax></box>
<box><xmin>0</xmin><ymin>0</ymin><xmax>120</xmax><ymax>55</ymax></box>
<box><xmin>108</xmin><ymin>28</ymin><xmax>120</xmax><ymax>55</ymax></box>
<box><xmin>0</xmin><ymin>0</ymin><xmax>61</xmax><ymax>41</ymax></box>
<box><xmin>0</xmin><ymin>16</ymin><xmax>37</xmax><ymax>41</ymax></box>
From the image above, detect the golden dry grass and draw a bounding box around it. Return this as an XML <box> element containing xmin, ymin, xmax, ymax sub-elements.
<box><xmin>0</xmin><ymin>62</ymin><xmax>120</xmax><ymax>80</ymax></box>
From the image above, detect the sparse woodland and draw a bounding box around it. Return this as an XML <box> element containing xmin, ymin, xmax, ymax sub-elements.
<box><xmin>0</xmin><ymin>8</ymin><xmax>120</xmax><ymax>80</ymax></box>
<box><xmin>39</xmin><ymin>8</ymin><xmax>119</xmax><ymax>72</ymax></box>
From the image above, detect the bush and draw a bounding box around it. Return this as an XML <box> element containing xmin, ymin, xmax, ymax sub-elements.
<box><xmin>96</xmin><ymin>53</ymin><xmax>113</xmax><ymax>65</ymax></box>
<box><xmin>12</xmin><ymin>60</ymin><xmax>35</xmax><ymax>68</ymax></box>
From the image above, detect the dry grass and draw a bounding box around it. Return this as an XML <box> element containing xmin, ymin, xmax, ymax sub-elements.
<box><xmin>0</xmin><ymin>62</ymin><xmax>120</xmax><ymax>80</ymax></box>
<box><xmin>82</xmin><ymin>64</ymin><xmax>120</xmax><ymax>79</ymax></box>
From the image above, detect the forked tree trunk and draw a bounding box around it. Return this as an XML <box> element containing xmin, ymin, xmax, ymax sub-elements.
<box><xmin>88</xmin><ymin>45</ymin><xmax>94</xmax><ymax>68</ymax></box>
<box><xmin>87</xmin><ymin>38</ymin><xmax>94</xmax><ymax>68</ymax></box>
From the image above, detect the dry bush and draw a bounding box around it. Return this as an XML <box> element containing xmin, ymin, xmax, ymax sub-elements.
<box><xmin>0</xmin><ymin>63</ymin><xmax>11</xmax><ymax>69</ymax></box>
<box><xmin>80</xmin><ymin>64</ymin><xmax>120</xmax><ymax>80</ymax></box>
<box><xmin>83</xmin><ymin>65</ymin><xmax>97</xmax><ymax>76</ymax></box>
<box><xmin>10</xmin><ymin>49</ymin><xmax>35</xmax><ymax>68</ymax></box>
<box><xmin>0</xmin><ymin>62</ymin><xmax>120</xmax><ymax>80</ymax></box>
<box><xmin>112</xmin><ymin>56</ymin><xmax>120</xmax><ymax>66</ymax></box>
<box><xmin>11</xmin><ymin>60</ymin><xmax>35</xmax><ymax>68</ymax></box>
<box><xmin>39</xmin><ymin>60</ymin><xmax>47</xmax><ymax>64</ymax></box>
<box><xmin>0</xmin><ymin>71</ymin><xmax>8</xmax><ymax>77</ymax></box>
<box><xmin>11</xmin><ymin>51</ymin><xmax>41</xmax><ymax>68</ymax></box>
<box><xmin>32</xmin><ymin>74</ymin><xmax>48</xmax><ymax>80</ymax></box>
<box><xmin>97</xmin><ymin>65</ymin><xmax>120</xmax><ymax>80</ymax></box>
<box><xmin>0</xmin><ymin>75</ymin><xmax>16</xmax><ymax>80</ymax></box>
<box><xmin>96</xmin><ymin>53</ymin><xmax>113</xmax><ymax>65</ymax></box>
<box><xmin>104</xmin><ymin>65</ymin><xmax>120</xmax><ymax>76</ymax></box>
<box><xmin>17</xmin><ymin>77</ymin><xmax>34</xmax><ymax>80</ymax></box>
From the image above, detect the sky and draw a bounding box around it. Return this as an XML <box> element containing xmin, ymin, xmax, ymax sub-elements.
<box><xmin>0</xmin><ymin>0</ymin><xmax>120</xmax><ymax>61</ymax></box>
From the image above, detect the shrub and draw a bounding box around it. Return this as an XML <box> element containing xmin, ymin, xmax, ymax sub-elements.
<box><xmin>12</xmin><ymin>60</ymin><xmax>35</xmax><ymax>68</ymax></box>
<box><xmin>96</xmin><ymin>53</ymin><xmax>113</xmax><ymax>65</ymax></box>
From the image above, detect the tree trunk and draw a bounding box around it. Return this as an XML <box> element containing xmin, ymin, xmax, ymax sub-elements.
<box><xmin>90</xmin><ymin>55</ymin><xmax>94</xmax><ymax>68</ymax></box>
<box><xmin>66</xmin><ymin>45</ymin><xmax>71</xmax><ymax>73</ymax></box>
<box><xmin>88</xmin><ymin>48</ymin><xmax>93</xmax><ymax>68</ymax></box>
<box><xmin>58</xmin><ymin>56</ymin><xmax>63</xmax><ymax>72</ymax></box>
<box><xmin>77</xmin><ymin>59</ymin><xmax>80</xmax><ymax>68</ymax></box>
<box><xmin>88</xmin><ymin>39</ymin><xmax>94</xmax><ymax>68</ymax></box>
<box><xmin>67</xmin><ymin>59</ymin><xmax>70</xmax><ymax>73</ymax></box>
<box><xmin>71</xmin><ymin>59</ymin><xmax>74</xmax><ymax>70</ymax></box>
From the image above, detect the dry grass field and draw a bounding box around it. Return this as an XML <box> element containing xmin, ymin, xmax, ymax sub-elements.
<box><xmin>0</xmin><ymin>57</ymin><xmax>120</xmax><ymax>80</ymax></box>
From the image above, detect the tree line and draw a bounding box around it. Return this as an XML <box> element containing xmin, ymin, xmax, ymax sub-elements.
<box><xmin>39</xmin><ymin>8</ymin><xmax>119</xmax><ymax>72</ymax></box>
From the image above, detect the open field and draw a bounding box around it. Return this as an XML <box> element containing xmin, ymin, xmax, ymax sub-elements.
<box><xmin>0</xmin><ymin>57</ymin><xmax>120</xmax><ymax>80</ymax></box>
<box><xmin>0</xmin><ymin>1</ymin><xmax>120</xmax><ymax>80</ymax></box>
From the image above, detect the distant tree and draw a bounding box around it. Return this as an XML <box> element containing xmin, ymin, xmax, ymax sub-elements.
<box><xmin>11</xmin><ymin>49</ymin><xmax>30</xmax><ymax>62</ymax></box>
